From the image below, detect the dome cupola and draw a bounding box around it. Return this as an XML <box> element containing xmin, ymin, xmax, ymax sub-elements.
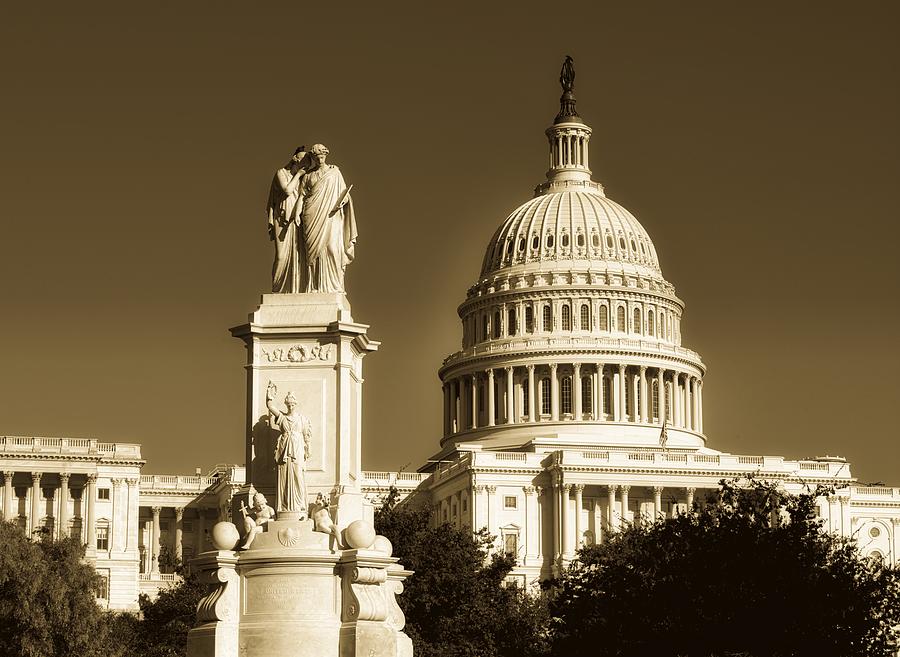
<box><xmin>437</xmin><ymin>58</ymin><xmax>706</xmax><ymax>455</ymax></box>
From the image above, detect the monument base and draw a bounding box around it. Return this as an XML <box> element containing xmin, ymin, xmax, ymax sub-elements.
<box><xmin>187</xmin><ymin>520</ymin><xmax>412</xmax><ymax>657</ymax></box>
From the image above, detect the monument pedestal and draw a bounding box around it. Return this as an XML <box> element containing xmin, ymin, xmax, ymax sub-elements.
<box><xmin>189</xmin><ymin>293</ymin><xmax>412</xmax><ymax>656</ymax></box>
<box><xmin>187</xmin><ymin>521</ymin><xmax>412</xmax><ymax>657</ymax></box>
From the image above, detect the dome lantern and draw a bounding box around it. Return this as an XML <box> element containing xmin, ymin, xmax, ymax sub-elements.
<box><xmin>543</xmin><ymin>56</ymin><xmax>594</xmax><ymax>189</ymax></box>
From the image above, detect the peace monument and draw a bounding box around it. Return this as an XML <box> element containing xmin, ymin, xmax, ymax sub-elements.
<box><xmin>186</xmin><ymin>145</ymin><xmax>413</xmax><ymax>657</ymax></box>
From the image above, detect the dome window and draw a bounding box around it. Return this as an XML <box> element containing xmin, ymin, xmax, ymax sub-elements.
<box><xmin>546</xmin><ymin>233</ymin><xmax>555</xmax><ymax>248</ymax></box>
<box><xmin>633</xmin><ymin>308</ymin><xmax>642</xmax><ymax>334</ymax></box>
<box><xmin>525</xmin><ymin>306</ymin><xmax>534</xmax><ymax>333</ymax></box>
<box><xmin>576</xmin><ymin>233</ymin><xmax>585</xmax><ymax>248</ymax></box>
<box><xmin>481</xmin><ymin>314</ymin><xmax>489</xmax><ymax>341</ymax></box>
<box><xmin>561</xmin><ymin>305</ymin><xmax>572</xmax><ymax>331</ymax></box>
<box><xmin>493</xmin><ymin>311</ymin><xmax>502</xmax><ymax>339</ymax></box>
<box><xmin>619</xmin><ymin>237</ymin><xmax>627</xmax><ymax>250</ymax></box>
<box><xmin>599</xmin><ymin>306</ymin><xmax>609</xmax><ymax>331</ymax></box>
<box><xmin>606</xmin><ymin>234</ymin><xmax>614</xmax><ymax>249</ymax></box>
<box><xmin>630</xmin><ymin>239</ymin><xmax>637</xmax><ymax>252</ymax></box>
<box><xmin>531</xmin><ymin>234</ymin><xmax>540</xmax><ymax>250</ymax></box>
<box><xmin>542</xmin><ymin>305</ymin><xmax>552</xmax><ymax>331</ymax></box>
<box><xmin>616</xmin><ymin>306</ymin><xmax>626</xmax><ymax>332</ymax></box>
<box><xmin>507</xmin><ymin>308</ymin><xmax>517</xmax><ymax>336</ymax></box>
<box><xmin>540</xmin><ymin>378</ymin><xmax>551</xmax><ymax>415</ymax></box>
<box><xmin>580</xmin><ymin>304</ymin><xmax>591</xmax><ymax>331</ymax></box>
<box><xmin>561</xmin><ymin>233</ymin><xmax>570</xmax><ymax>248</ymax></box>
<box><xmin>581</xmin><ymin>376</ymin><xmax>592</xmax><ymax>416</ymax></box>
<box><xmin>518</xmin><ymin>237</ymin><xmax>526</xmax><ymax>252</ymax></box>
<box><xmin>648</xmin><ymin>310</ymin><xmax>655</xmax><ymax>336</ymax></box>
<box><xmin>639</xmin><ymin>241</ymin><xmax>646</xmax><ymax>255</ymax></box>
<box><xmin>561</xmin><ymin>377</ymin><xmax>573</xmax><ymax>415</ymax></box>
<box><xmin>592</xmin><ymin>233</ymin><xmax>600</xmax><ymax>248</ymax></box>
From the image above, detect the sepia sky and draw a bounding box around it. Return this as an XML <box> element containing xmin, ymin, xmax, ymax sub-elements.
<box><xmin>0</xmin><ymin>3</ymin><xmax>898</xmax><ymax>484</ymax></box>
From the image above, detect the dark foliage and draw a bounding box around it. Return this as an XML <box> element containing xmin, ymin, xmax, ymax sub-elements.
<box><xmin>375</xmin><ymin>488</ymin><xmax>550</xmax><ymax>657</ymax></box>
<box><xmin>0</xmin><ymin>522</ymin><xmax>111</xmax><ymax>657</ymax></box>
<box><xmin>548</xmin><ymin>480</ymin><xmax>900</xmax><ymax>657</ymax></box>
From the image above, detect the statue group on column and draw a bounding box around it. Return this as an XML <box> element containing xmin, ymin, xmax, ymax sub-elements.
<box><xmin>266</xmin><ymin>144</ymin><xmax>358</xmax><ymax>294</ymax></box>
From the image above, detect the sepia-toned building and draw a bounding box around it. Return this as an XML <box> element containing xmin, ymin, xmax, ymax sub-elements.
<box><xmin>360</xmin><ymin>69</ymin><xmax>900</xmax><ymax>586</ymax></box>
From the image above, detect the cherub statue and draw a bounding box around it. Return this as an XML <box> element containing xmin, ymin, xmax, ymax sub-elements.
<box><xmin>310</xmin><ymin>492</ymin><xmax>342</xmax><ymax>551</ymax></box>
<box><xmin>239</xmin><ymin>491</ymin><xmax>275</xmax><ymax>550</ymax></box>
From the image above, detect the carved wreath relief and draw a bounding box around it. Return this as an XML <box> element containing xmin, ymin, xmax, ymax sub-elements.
<box><xmin>261</xmin><ymin>343</ymin><xmax>333</xmax><ymax>363</ymax></box>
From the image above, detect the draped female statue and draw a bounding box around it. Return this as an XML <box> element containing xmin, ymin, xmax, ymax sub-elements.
<box><xmin>266</xmin><ymin>147</ymin><xmax>310</xmax><ymax>293</ymax></box>
<box><xmin>266</xmin><ymin>382</ymin><xmax>311</xmax><ymax>517</ymax></box>
<box><xmin>297</xmin><ymin>144</ymin><xmax>358</xmax><ymax>293</ymax></box>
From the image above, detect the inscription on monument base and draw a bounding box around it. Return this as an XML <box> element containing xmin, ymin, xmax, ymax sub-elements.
<box><xmin>244</xmin><ymin>572</ymin><xmax>337</xmax><ymax>618</ymax></box>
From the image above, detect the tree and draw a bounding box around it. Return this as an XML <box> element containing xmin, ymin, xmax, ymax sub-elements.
<box><xmin>128</xmin><ymin>569</ymin><xmax>206</xmax><ymax>657</ymax></box>
<box><xmin>0</xmin><ymin>522</ymin><xmax>111</xmax><ymax>657</ymax></box>
<box><xmin>375</xmin><ymin>488</ymin><xmax>550</xmax><ymax>657</ymax></box>
<box><xmin>547</xmin><ymin>480</ymin><xmax>900</xmax><ymax>657</ymax></box>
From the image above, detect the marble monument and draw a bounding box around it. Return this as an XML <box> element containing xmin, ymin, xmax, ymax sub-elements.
<box><xmin>187</xmin><ymin>146</ymin><xmax>412</xmax><ymax>657</ymax></box>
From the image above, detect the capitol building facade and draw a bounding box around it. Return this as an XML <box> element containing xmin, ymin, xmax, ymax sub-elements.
<box><xmin>1</xmin><ymin>70</ymin><xmax>898</xmax><ymax>608</ymax></box>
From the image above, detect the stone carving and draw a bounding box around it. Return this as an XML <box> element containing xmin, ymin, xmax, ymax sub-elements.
<box><xmin>267</xmin><ymin>147</ymin><xmax>310</xmax><ymax>294</ymax></box>
<box><xmin>239</xmin><ymin>491</ymin><xmax>274</xmax><ymax>550</ymax></box>
<box><xmin>195</xmin><ymin>566</ymin><xmax>239</xmax><ymax>623</ymax></box>
<box><xmin>266</xmin><ymin>144</ymin><xmax>358</xmax><ymax>294</ymax></box>
<box><xmin>310</xmin><ymin>492</ymin><xmax>343</xmax><ymax>550</ymax></box>
<box><xmin>261</xmin><ymin>343</ymin><xmax>333</xmax><ymax>363</ymax></box>
<box><xmin>342</xmin><ymin>566</ymin><xmax>389</xmax><ymax>622</ymax></box>
<box><xmin>266</xmin><ymin>382</ymin><xmax>311</xmax><ymax>516</ymax></box>
<box><xmin>277</xmin><ymin>526</ymin><xmax>300</xmax><ymax>547</ymax></box>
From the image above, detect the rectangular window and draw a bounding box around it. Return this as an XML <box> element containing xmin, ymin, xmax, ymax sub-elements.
<box><xmin>97</xmin><ymin>488</ymin><xmax>110</xmax><ymax>500</ymax></box>
<box><xmin>561</xmin><ymin>377</ymin><xmax>572</xmax><ymax>415</ymax></box>
<box><xmin>581</xmin><ymin>376</ymin><xmax>592</xmax><ymax>415</ymax></box>
<box><xmin>95</xmin><ymin>570</ymin><xmax>110</xmax><ymax>600</ymax></box>
<box><xmin>522</xmin><ymin>383</ymin><xmax>529</xmax><ymax>418</ymax></box>
<box><xmin>462</xmin><ymin>498</ymin><xmax>468</xmax><ymax>512</ymax></box>
<box><xmin>541</xmin><ymin>378</ymin><xmax>551</xmax><ymax>415</ymax></box>
<box><xmin>504</xmin><ymin>496</ymin><xmax>517</xmax><ymax>510</ymax></box>
<box><xmin>96</xmin><ymin>526</ymin><xmax>109</xmax><ymax>551</ymax></box>
<box><xmin>525</xmin><ymin>306</ymin><xmax>534</xmax><ymax>333</ymax></box>
<box><xmin>504</xmin><ymin>533</ymin><xmax>518</xmax><ymax>556</ymax></box>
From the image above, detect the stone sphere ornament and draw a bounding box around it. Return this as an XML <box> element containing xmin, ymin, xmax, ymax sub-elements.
<box><xmin>373</xmin><ymin>534</ymin><xmax>393</xmax><ymax>556</ymax></box>
<box><xmin>343</xmin><ymin>520</ymin><xmax>376</xmax><ymax>549</ymax></box>
<box><xmin>210</xmin><ymin>521</ymin><xmax>241</xmax><ymax>551</ymax></box>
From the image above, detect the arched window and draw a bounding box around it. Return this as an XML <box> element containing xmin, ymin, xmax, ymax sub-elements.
<box><xmin>602</xmin><ymin>376</ymin><xmax>612</xmax><ymax>416</ymax></box>
<box><xmin>648</xmin><ymin>310</ymin><xmax>655</xmax><ymax>336</ymax></box>
<box><xmin>616</xmin><ymin>306</ymin><xmax>626</xmax><ymax>332</ymax></box>
<box><xmin>493</xmin><ymin>310</ymin><xmax>501</xmax><ymax>339</ymax></box>
<box><xmin>561</xmin><ymin>232</ymin><xmax>570</xmax><ymax>248</ymax></box>
<box><xmin>561</xmin><ymin>376</ymin><xmax>572</xmax><ymax>415</ymax></box>
<box><xmin>633</xmin><ymin>308</ymin><xmax>642</xmax><ymax>334</ymax></box>
<box><xmin>525</xmin><ymin>306</ymin><xmax>534</xmax><ymax>333</ymax></box>
<box><xmin>540</xmin><ymin>305</ymin><xmax>551</xmax><ymax>331</ymax></box>
<box><xmin>507</xmin><ymin>308</ymin><xmax>517</xmax><ymax>336</ymax></box>
<box><xmin>561</xmin><ymin>305</ymin><xmax>571</xmax><ymax>331</ymax></box>
<box><xmin>541</xmin><ymin>378</ymin><xmax>551</xmax><ymax>415</ymax></box>
<box><xmin>531</xmin><ymin>234</ymin><xmax>540</xmax><ymax>250</ymax></box>
<box><xmin>652</xmin><ymin>380</ymin><xmax>659</xmax><ymax>421</ymax></box>
<box><xmin>580</xmin><ymin>304</ymin><xmax>591</xmax><ymax>331</ymax></box>
<box><xmin>599</xmin><ymin>305</ymin><xmax>609</xmax><ymax>331</ymax></box>
<box><xmin>581</xmin><ymin>376</ymin><xmax>592</xmax><ymax>415</ymax></box>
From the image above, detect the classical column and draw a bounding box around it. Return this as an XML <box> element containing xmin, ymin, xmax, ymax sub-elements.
<box><xmin>125</xmin><ymin>478</ymin><xmax>138</xmax><ymax>551</ymax></box>
<box><xmin>534</xmin><ymin>486</ymin><xmax>544</xmax><ymax>559</ymax></box>
<box><xmin>485</xmin><ymin>486</ymin><xmax>496</xmax><ymax>536</ymax></box>
<box><xmin>617</xmin><ymin>364</ymin><xmax>627</xmax><ymax>421</ymax></box>
<box><xmin>691</xmin><ymin>378</ymin><xmax>700</xmax><ymax>432</ymax></box>
<box><xmin>470</xmin><ymin>485</ymin><xmax>481</xmax><ymax>528</ymax></box>
<box><xmin>573</xmin><ymin>484</ymin><xmax>584</xmax><ymax>548</ymax></box>
<box><xmin>487</xmin><ymin>369</ymin><xmax>496</xmax><ymax>427</ymax></box>
<box><xmin>2</xmin><ymin>471</ymin><xmax>13</xmax><ymax>521</ymax></box>
<box><xmin>442</xmin><ymin>383</ymin><xmax>450</xmax><ymax>437</ymax></box>
<box><xmin>684</xmin><ymin>375</ymin><xmax>692</xmax><ymax>430</ymax></box>
<box><xmin>58</xmin><ymin>472</ymin><xmax>70</xmax><ymax>539</ymax></box>
<box><xmin>620</xmin><ymin>485</ymin><xmax>630</xmax><ymax>529</ymax></box>
<box><xmin>697</xmin><ymin>379</ymin><xmax>704</xmax><ymax>433</ymax></box>
<box><xmin>573</xmin><ymin>363</ymin><xmax>582</xmax><ymax>420</ymax></box>
<box><xmin>595</xmin><ymin>363</ymin><xmax>604</xmax><ymax>420</ymax></box>
<box><xmin>526</xmin><ymin>365</ymin><xmax>536</xmax><ymax>422</ymax></box>
<box><xmin>151</xmin><ymin>506</ymin><xmax>161</xmax><ymax>574</ymax></box>
<box><xmin>606</xmin><ymin>484</ymin><xmax>618</xmax><ymax>533</ymax></box>
<box><xmin>653</xmin><ymin>486</ymin><xmax>664</xmax><ymax>519</ymax></box>
<box><xmin>561</xmin><ymin>483</ymin><xmax>572</xmax><ymax>558</ymax></box>
<box><xmin>196</xmin><ymin>509</ymin><xmax>207</xmax><ymax>553</ymax></box>
<box><xmin>505</xmin><ymin>366</ymin><xmax>515</xmax><ymax>424</ymax></box>
<box><xmin>550</xmin><ymin>363</ymin><xmax>559</xmax><ymax>421</ymax></box>
<box><xmin>523</xmin><ymin>486</ymin><xmax>535</xmax><ymax>562</ymax></box>
<box><xmin>686</xmin><ymin>487</ymin><xmax>695</xmax><ymax>514</ymax></box>
<box><xmin>175</xmin><ymin>507</ymin><xmax>184</xmax><ymax>562</ymax></box>
<box><xmin>469</xmin><ymin>375</ymin><xmax>478</xmax><ymax>429</ymax></box>
<box><xmin>839</xmin><ymin>496</ymin><xmax>851</xmax><ymax>537</ymax></box>
<box><xmin>639</xmin><ymin>366</ymin><xmax>648</xmax><ymax>423</ymax></box>
<box><xmin>657</xmin><ymin>369</ymin><xmax>666</xmax><ymax>423</ymax></box>
<box><xmin>111</xmin><ymin>478</ymin><xmax>124</xmax><ymax>551</ymax></box>
<box><xmin>86</xmin><ymin>474</ymin><xmax>97</xmax><ymax>550</ymax></box>
<box><xmin>551</xmin><ymin>482</ymin><xmax>561</xmax><ymax>560</ymax></box>
<box><xmin>673</xmin><ymin>373</ymin><xmax>682</xmax><ymax>427</ymax></box>
<box><xmin>30</xmin><ymin>472</ymin><xmax>42</xmax><ymax>535</ymax></box>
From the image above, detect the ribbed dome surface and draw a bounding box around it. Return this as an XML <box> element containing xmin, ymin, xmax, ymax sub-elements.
<box><xmin>479</xmin><ymin>189</ymin><xmax>662</xmax><ymax>279</ymax></box>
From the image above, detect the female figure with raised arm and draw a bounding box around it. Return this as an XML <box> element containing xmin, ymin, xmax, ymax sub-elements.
<box><xmin>266</xmin><ymin>381</ymin><xmax>311</xmax><ymax>517</ymax></box>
